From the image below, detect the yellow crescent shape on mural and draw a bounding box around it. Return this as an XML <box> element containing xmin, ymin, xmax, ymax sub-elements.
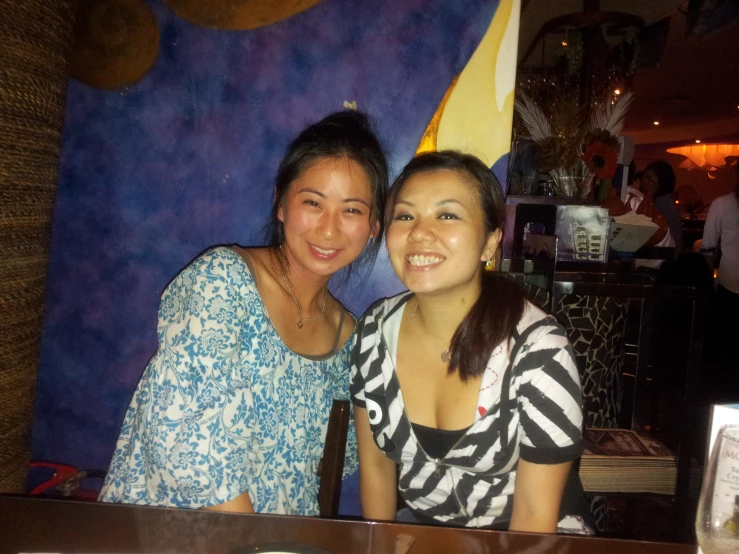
<box><xmin>417</xmin><ymin>0</ymin><xmax>521</xmax><ymax>168</ymax></box>
<box><xmin>416</xmin><ymin>76</ymin><xmax>459</xmax><ymax>155</ymax></box>
<box><xmin>164</xmin><ymin>0</ymin><xmax>323</xmax><ymax>31</ymax></box>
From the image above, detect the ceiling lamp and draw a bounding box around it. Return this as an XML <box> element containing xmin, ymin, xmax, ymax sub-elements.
<box><xmin>667</xmin><ymin>143</ymin><xmax>739</xmax><ymax>170</ymax></box>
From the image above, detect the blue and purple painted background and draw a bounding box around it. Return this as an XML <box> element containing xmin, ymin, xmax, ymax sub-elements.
<box><xmin>32</xmin><ymin>0</ymin><xmax>516</xmax><ymax>512</ymax></box>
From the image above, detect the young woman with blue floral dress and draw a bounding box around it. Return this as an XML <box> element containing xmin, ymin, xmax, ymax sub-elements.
<box><xmin>99</xmin><ymin>111</ymin><xmax>388</xmax><ymax>515</ymax></box>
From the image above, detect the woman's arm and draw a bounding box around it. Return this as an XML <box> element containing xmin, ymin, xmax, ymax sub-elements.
<box><xmin>637</xmin><ymin>195</ymin><xmax>669</xmax><ymax>246</ymax></box>
<box><xmin>511</xmin><ymin>320</ymin><xmax>584</xmax><ymax>533</ymax></box>
<box><xmin>509</xmin><ymin>459</ymin><xmax>571</xmax><ymax>533</ymax></box>
<box><xmin>125</xmin><ymin>249</ymin><xmax>258</xmax><ymax>510</ymax></box>
<box><xmin>655</xmin><ymin>195</ymin><xmax>683</xmax><ymax>250</ymax></box>
<box><xmin>354</xmin><ymin>406</ymin><xmax>397</xmax><ymax>520</ymax></box>
<box><xmin>204</xmin><ymin>491</ymin><xmax>254</xmax><ymax>513</ymax></box>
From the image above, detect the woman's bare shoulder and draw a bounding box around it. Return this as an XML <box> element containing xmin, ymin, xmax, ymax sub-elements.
<box><xmin>230</xmin><ymin>246</ymin><xmax>276</xmax><ymax>283</ymax></box>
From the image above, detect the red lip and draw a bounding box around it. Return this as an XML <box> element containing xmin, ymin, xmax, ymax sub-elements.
<box><xmin>308</xmin><ymin>243</ymin><xmax>341</xmax><ymax>261</ymax></box>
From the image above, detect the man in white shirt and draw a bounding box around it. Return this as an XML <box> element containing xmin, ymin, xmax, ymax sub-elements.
<box><xmin>698</xmin><ymin>171</ymin><xmax>739</xmax><ymax>371</ymax></box>
<box><xmin>701</xmin><ymin>190</ymin><xmax>739</xmax><ymax>296</ymax></box>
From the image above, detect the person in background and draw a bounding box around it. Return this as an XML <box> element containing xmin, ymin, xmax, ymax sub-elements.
<box><xmin>698</xmin><ymin>164</ymin><xmax>739</xmax><ymax>371</ymax></box>
<box><xmin>351</xmin><ymin>151</ymin><xmax>591</xmax><ymax>534</ymax></box>
<box><xmin>629</xmin><ymin>161</ymin><xmax>683</xmax><ymax>251</ymax></box>
<box><xmin>99</xmin><ymin>110</ymin><xmax>388</xmax><ymax>514</ymax></box>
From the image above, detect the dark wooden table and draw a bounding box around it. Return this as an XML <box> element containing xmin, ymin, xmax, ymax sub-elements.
<box><xmin>0</xmin><ymin>496</ymin><xmax>697</xmax><ymax>554</ymax></box>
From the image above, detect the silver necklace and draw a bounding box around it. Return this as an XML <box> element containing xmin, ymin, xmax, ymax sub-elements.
<box><xmin>410</xmin><ymin>299</ymin><xmax>452</xmax><ymax>362</ymax></box>
<box><xmin>278</xmin><ymin>247</ymin><xmax>328</xmax><ymax>329</ymax></box>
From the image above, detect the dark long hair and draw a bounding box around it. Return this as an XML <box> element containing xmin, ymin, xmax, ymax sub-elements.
<box><xmin>386</xmin><ymin>151</ymin><xmax>525</xmax><ymax>382</ymax></box>
<box><xmin>266</xmin><ymin>110</ymin><xmax>388</xmax><ymax>277</ymax></box>
<box><xmin>644</xmin><ymin>161</ymin><xmax>676</xmax><ymax>198</ymax></box>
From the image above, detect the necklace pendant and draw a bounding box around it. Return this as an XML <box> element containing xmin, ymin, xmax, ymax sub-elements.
<box><xmin>297</xmin><ymin>321</ymin><xmax>303</xmax><ymax>329</ymax></box>
<box><xmin>441</xmin><ymin>349</ymin><xmax>451</xmax><ymax>363</ymax></box>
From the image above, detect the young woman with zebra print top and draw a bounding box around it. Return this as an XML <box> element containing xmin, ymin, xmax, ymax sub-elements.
<box><xmin>351</xmin><ymin>151</ymin><xmax>589</xmax><ymax>533</ymax></box>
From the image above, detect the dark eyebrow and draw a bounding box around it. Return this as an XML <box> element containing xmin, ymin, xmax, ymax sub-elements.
<box><xmin>344</xmin><ymin>197</ymin><xmax>370</xmax><ymax>207</ymax></box>
<box><xmin>297</xmin><ymin>188</ymin><xmax>326</xmax><ymax>198</ymax></box>
<box><xmin>436</xmin><ymin>199</ymin><xmax>464</xmax><ymax>207</ymax></box>
<box><xmin>395</xmin><ymin>198</ymin><xmax>465</xmax><ymax>208</ymax></box>
<box><xmin>298</xmin><ymin>188</ymin><xmax>370</xmax><ymax>207</ymax></box>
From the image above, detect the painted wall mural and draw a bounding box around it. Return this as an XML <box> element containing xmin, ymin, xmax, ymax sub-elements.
<box><xmin>418</xmin><ymin>0</ymin><xmax>520</xmax><ymax>191</ymax></box>
<box><xmin>32</xmin><ymin>0</ymin><xmax>521</xmax><ymax>511</ymax></box>
<box><xmin>70</xmin><ymin>0</ymin><xmax>160</xmax><ymax>90</ymax></box>
<box><xmin>164</xmin><ymin>0</ymin><xmax>325</xmax><ymax>30</ymax></box>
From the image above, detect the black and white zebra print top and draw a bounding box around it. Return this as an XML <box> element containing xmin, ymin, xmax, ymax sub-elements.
<box><xmin>350</xmin><ymin>292</ymin><xmax>583</xmax><ymax>528</ymax></box>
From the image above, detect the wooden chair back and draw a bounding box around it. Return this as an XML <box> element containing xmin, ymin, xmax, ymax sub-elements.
<box><xmin>317</xmin><ymin>400</ymin><xmax>350</xmax><ymax>518</ymax></box>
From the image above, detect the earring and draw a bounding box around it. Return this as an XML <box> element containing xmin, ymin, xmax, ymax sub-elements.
<box><xmin>484</xmin><ymin>258</ymin><xmax>495</xmax><ymax>271</ymax></box>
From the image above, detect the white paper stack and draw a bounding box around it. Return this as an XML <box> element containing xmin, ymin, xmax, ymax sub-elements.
<box><xmin>579</xmin><ymin>428</ymin><xmax>677</xmax><ymax>495</ymax></box>
<box><xmin>609</xmin><ymin>211</ymin><xmax>659</xmax><ymax>253</ymax></box>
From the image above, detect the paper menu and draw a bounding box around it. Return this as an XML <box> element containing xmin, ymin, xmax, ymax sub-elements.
<box><xmin>609</xmin><ymin>211</ymin><xmax>659</xmax><ymax>253</ymax></box>
<box><xmin>554</xmin><ymin>205</ymin><xmax>610</xmax><ymax>262</ymax></box>
<box><xmin>707</xmin><ymin>404</ymin><xmax>739</xmax><ymax>459</ymax></box>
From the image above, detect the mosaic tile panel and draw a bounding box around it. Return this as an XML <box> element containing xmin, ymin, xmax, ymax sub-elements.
<box><xmin>509</xmin><ymin>275</ymin><xmax>551</xmax><ymax>312</ymax></box>
<box><xmin>591</xmin><ymin>495</ymin><xmax>608</xmax><ymax>532</ymax></box>
<box><xmin>554</xmin><ymin>294</ymin><xmax>630</xmax><ymax>428</ymax></box>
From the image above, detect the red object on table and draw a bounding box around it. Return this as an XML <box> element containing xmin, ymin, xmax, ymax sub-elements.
<box><xmin>28</xmin><ymin>461</ymin><xmax>103</xmax><ymax>500</ymax></box>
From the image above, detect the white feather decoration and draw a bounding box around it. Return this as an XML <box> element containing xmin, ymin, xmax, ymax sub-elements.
<box><xmin>514</xmin><ymin>89</ymin><xmax>632</xmax><ymax>197</ymax></box>
<box><xmin>514</xmin><ymin>92</ymin><xmax>551</xmax><ymax>141</ymax></box>
<box><xmin>588</xmin><ymin>92</ymin><xmax>634</xmax><ymax>136</ymax></box>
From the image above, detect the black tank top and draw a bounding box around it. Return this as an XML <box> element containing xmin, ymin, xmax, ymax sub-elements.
<box><xmin>411</xmin><ymin>422</ymin><xmax>471</xmax><ymax>460</ymax></box>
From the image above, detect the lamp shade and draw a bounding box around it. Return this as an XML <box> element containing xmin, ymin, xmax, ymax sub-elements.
<box><xmin>667</xmin><ymin>143</ymin><xmax>739</xmax><ymax>169</ymax></box>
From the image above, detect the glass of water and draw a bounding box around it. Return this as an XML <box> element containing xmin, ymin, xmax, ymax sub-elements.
<box><xmin>696</xmin><ymin>425</ymin><xmax>739</xmax><ymax>553</ymax></box>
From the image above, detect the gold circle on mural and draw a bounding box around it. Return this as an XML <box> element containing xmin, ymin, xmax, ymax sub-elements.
<box><xmin>70</xmin><ymin>0</ymin><xmax>160</xmax><ymax>90</ymax></box>
<box><xmin>164</xmin><ymin>0</ymin><xmax>323</xmax><ymax>30</ymax></box>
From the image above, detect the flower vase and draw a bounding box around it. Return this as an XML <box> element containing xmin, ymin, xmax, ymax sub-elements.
<box><xmin>550</xmin><ymin>166</ymin><xmax>594</xmax><ymax>198</ymax></box>
<box><xmin>549</xmin><ymin>170</ymin><xmax>581</xmax><ymax>197</ymax></box>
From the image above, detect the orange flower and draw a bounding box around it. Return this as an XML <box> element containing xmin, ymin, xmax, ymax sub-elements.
<box><xmin>581</xmin><ymin>141</ymin><xmax>618</xmax><ymax>179</ymax></box>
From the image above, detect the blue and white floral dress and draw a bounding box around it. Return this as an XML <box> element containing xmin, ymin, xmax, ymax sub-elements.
<box><xmin>99</xmin><ymin>247</ymin><xmax>358</xmax><ymax>515</ymax></box>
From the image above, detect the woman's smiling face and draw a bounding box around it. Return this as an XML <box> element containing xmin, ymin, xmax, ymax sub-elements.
<box><xmin>386</xmin><ymin>169</ymin><xmax>499</xmax><ymax>296</ymax></box>
<box><xmin>278</xmin><ymin>157</ymin><xmax>377</xmax><ymax>278</ymax></box>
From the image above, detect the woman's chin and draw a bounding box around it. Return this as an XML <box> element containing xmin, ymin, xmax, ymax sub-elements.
<box><xmin>308</xmin><ymin>261</ymin><xmax>349</xmax><ymax>278</ymax></box>
<box><xmin>393</xmin><ymin>264</ymin><xmax>443</xmax><ymax>293</ymax></box>
<box><xmin>400</xmin><ymin>278</ymin><xmax>443</xmax><ymax>296</ymax></box>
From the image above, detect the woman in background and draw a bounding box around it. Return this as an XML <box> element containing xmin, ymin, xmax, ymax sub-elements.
<box><xmin>351</xmin><ymin>151</ymin><xmax>589</xmax><ymax>533</ymax></box>
<box><xmin>99</xmin><ymin>110</ymin><xmax>388</xmax><ymax>514</ymax></box>
<box><xmin>628</xmin><ymin>161</ymin><xmax>683</xmax><ymax>250</ymax></box>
